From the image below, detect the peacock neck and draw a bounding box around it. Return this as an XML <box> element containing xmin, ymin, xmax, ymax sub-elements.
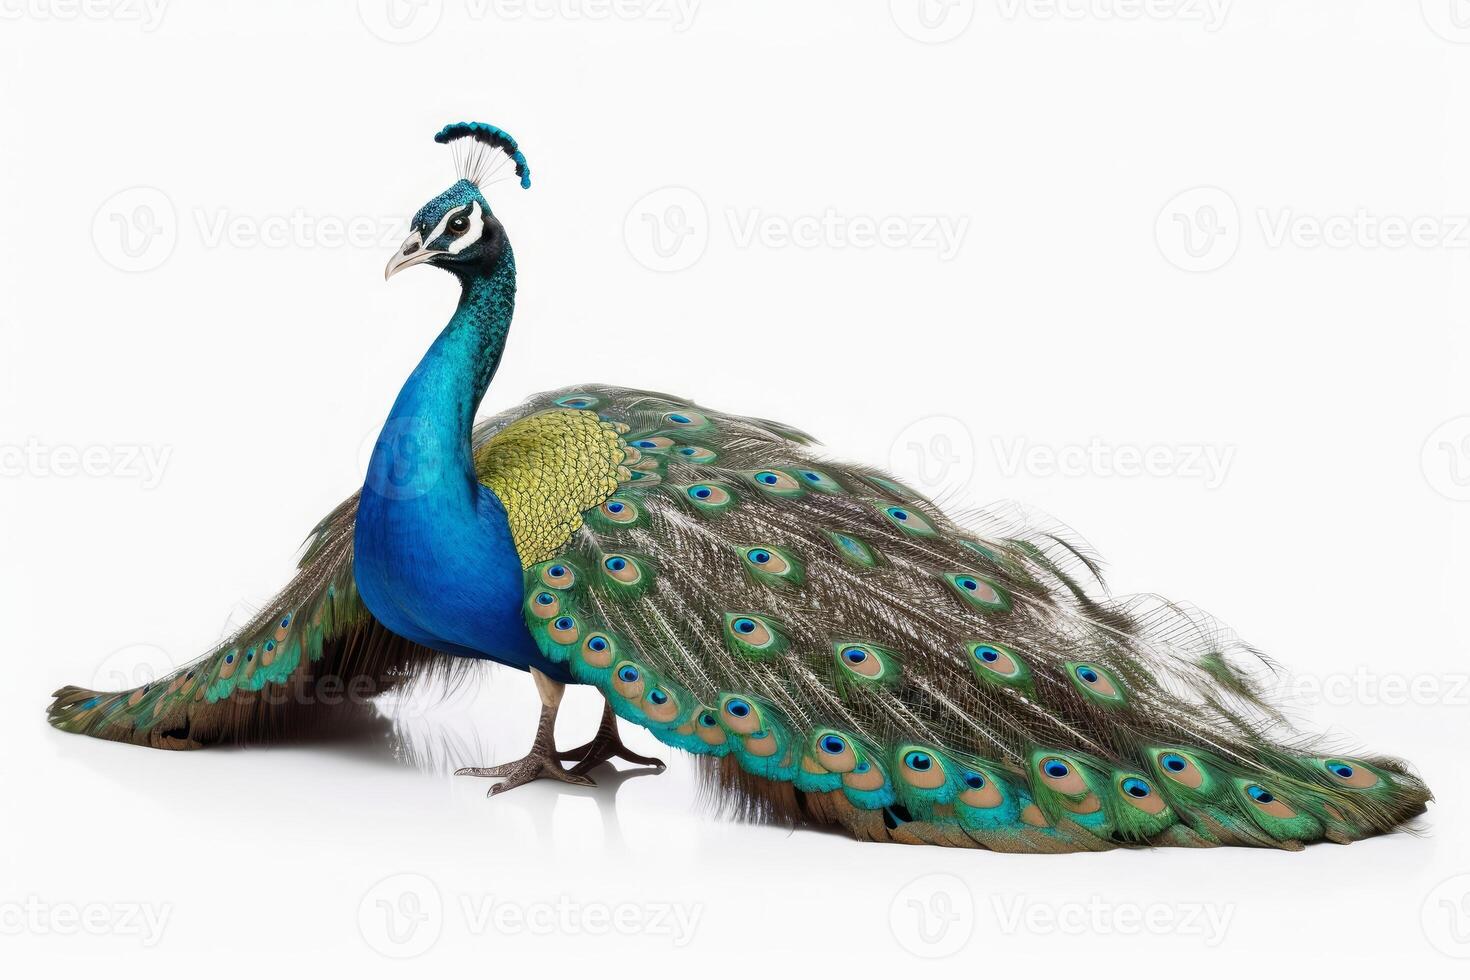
<box><xmin>371</xmin><ymin>249</ymin><xmax>516</xmax><ymax>512</ymax></box>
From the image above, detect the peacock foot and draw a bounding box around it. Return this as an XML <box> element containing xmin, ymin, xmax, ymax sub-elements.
<box><xmin>558</xmin><ymin>701</ymin><xmax>666</xmax><ymax>777</ymax></box>
<box><xmin>455</xmin><ymin>669</ymin><xmax>595</xmax><ymax>796</ymax></box>
<box><xmin>456</xmin><ymin>751</ymin><xmax>594</xmax><ymax>796</ymax></box>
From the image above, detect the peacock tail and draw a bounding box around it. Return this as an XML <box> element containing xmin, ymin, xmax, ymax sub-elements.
<box><xmin>45</xmin><ymin>498</ymin><xmax>462</xmax><ymax>749</ymax></box>
<box><xmin>505</xmin><ymin>384</ymin><xmax>1430</xmax><ymax>852</ymax></box>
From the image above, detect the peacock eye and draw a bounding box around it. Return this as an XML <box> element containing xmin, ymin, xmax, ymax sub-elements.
<box><xmin>449</xmin><ymin>214</ymin><xmax>469</xmax><ymax>233</ymax></box>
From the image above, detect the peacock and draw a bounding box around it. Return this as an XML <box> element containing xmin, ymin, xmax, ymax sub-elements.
<box><xmin>48</xmin><ymin>121</ymin><xmax>1431</xmax><ymax>852</ymax></box>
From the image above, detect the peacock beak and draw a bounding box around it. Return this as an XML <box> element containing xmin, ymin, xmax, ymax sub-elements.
<box><xmin>384</xmin><ymin>229</ymin><xmax>437</xmax><ymax>280</ymax></box>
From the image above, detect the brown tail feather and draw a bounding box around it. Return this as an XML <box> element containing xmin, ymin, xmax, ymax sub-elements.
<box><xmin>47</xmin><ymin>620</ymin><xmax>459</xmax><ymax>750</ymax></box>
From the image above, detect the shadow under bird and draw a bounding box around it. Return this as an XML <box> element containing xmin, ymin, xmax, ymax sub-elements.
<box><xmin>49</xmin><ymin>121</ymin><xmax>1431</xmax><ymax>852</ymax></box>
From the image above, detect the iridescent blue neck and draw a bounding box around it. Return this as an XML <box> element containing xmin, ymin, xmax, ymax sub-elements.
<box><xmin>370</xmin><ymin>251</ymin><xmax>516</xmax><ymax>509</ymax></box>
<box><xmin>355</xmin><ymin>245</ymin><xmax>546</xmax><ymax>669</ymax></box>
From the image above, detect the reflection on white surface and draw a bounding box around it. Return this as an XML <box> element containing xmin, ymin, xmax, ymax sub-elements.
<box><xmin>8</xmin><ymin>657</ymin><xmax>1451</xmax><ymax>975</ymax></box>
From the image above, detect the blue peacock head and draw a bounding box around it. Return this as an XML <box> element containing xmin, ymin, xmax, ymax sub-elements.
<box><xmin>385</xmin><ymin>122</ymin><xmax>531</xmax><ymax>282</ymax></box>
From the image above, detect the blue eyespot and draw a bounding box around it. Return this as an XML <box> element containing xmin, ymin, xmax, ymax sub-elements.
<box><xmin>224</xmin><ymin>653</ymin><xmax>235</xmax><ymax>664</ymax></box>
<box><xmin>699</xmin><ymin>712</ymin><xmax>717</xmax><ymax>727</ymax></box>
<box><xmin>888</xmin><ymin>507</ymin><xmax>910</xmax><ymax>522</ymax></box>
<box><xmin>843</xmin><ymin>647</ymin><xmax>869</xmax><ymax>664</ymax></box>
<box><xmin>820</xmin><ymin>735</ymin><xmax>847</xmax><ymax>754</ymax></box>
<box><xmin>904</xmin><ymin>751</ymin><xmax>933</xmax><ymax>772</ymax></box>
<box><xmin>279</xmin><ymin>614</ymin><xmax>291</xmax><ymax>628</ymax></box>
<box><xmin>963</xmin><ymin>771</ymin><xmax>985</xmax><ymax>789</ymax></box>
<box><xmin>692</xmin><ymin>486</ymin><xmax>712</xmax><ymax>499</ymax></box>
<box><xmin>1328</xmin><ymin>762</ymin><xmax>1355</xmax><ymax>779</ymax></box>
<box><xmin>727</xmin><ymin>699</ymin><xmax>751</xmax><ymax>718</ymax></box>
<box><xmin>975</xmin><ymin>646</ymin><xmax>1000</xmax><ymax>663</ymax></box>
<box><xmin>733</xmin><ymin>618</ymin><xmax>757</xmax><ymax>635</ymax></box>
<box><xmin>1161</xmin><ymin>753</ymin><xmax>1188</xmax><ymax>773</ymax></box>
<box><xmin>800</xmin><ymin>471</ymin><xmax>821</xmax><ymax>482</ymax></box>
<box><xmin>553</xmin><ymin>616</ymin><xmax>574</xmax><ymax>631</ymax></box>
<box><xmin>854</xmin><ymin>761</ymin><xmax>870</xmax><ymax>773</ymax></box>
<box><xmin>956</xmin><ymin>576</ymin><xmax>979</xmax><ymax>591</ymax></box>
<box><xmin>606</xmin><ymin>501</ymin><xmax>625</xmax><ymax>513</ymax></box>
<box><xmin>679</xmin><ymin>447</ymin><xmax>697</xmax><ymax>456</ymax></box>
<box><xmin>605</xmin><ymin>556</ymin><xmax>628</xmax><ymax>572</ymax></box>
<box><xmin>535</xmin><ymin>592</ymin><xmax>555</xmax><ymax>605</ymax></box>
<box><xmin>1043</xmin><ymin>759</ymin><xmax>1070</xmax><ymax>779</ymax></box>
<box><xmin>648</xmin><ymin>689</ymin><xmax>669</xmax><ymax>705</ymax></box>
<box><xmin>264</xmin><ymin>640</ymin><xmax>275</xmax><ymax>652</ymax></box>
<box><xmin>587</xmin><ymin>636</ymin><xmax>608</xmax><ymax>652</ymax></box>
<box><xmin>563</xmin><ymin>398</ymin><xmax>590</xmax><ymax>408</ymax></box>
<box><xmin>1121</xmin><ymin>777</ymin><xmax>1151</xmax><ymax>798</ymax></box>
<box><xmin>617</xmin><ymin>665</ymin><xmax>640</xmax><ymax>683</ymax></box>
<box><xmin>548</xmin><ymin>565</ymin><xmax>566</xmax><ymax>577</ymax></box>
<box><xmin>757</xmin><ymin>472</ymin><xmax>779</xmax><ymax>485</ymax></box>
<box><xmin>1246</xmin><ymin>784</ymin><xmax>1275</xmax><ymax>804</ymax></box>
<box><xmin>748</xmin><ymin>549</ymin><xmax>771</xmax><ymax>564</ymax></box>
<box><xmin>245</xmin><ymin>650</ymin><xmax>255</xmax><ymax>662</ymax></box>
<box><xmin>668</xmin><ymin>413</ymin><xmax>692</xmax><ymax>424</ymax></box>
<box><xmin>634</xmin><ymin>440</ymin><xmax>657</xmax><ymax>449</ymax></box>
<box><xmin>1075</xmin><ymin>665</ymin><xmax>1100</xmax><ymax>684</ymax></box>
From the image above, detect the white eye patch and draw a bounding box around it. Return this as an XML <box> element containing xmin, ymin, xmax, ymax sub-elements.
<box><xmin>423</xmin><ymin>200</ymin><xmax>485</xmax><ymax>254</ymax></box>
<box><xmin>447</xmin><ymin>200</ymin><xmax>484</xmax><ymax>254</ymax></box>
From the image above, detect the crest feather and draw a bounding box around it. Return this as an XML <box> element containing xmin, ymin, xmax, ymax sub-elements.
<box><xmin>434</xmin><ymin>121</ymin><xmax>532</xmax><ymax>190</ymax></box>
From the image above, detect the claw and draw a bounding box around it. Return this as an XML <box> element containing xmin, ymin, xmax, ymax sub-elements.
<box><xmin>453</xmin><ymin>668</ymin><xmax>595</xmax><ymax>797</ymax></box>
<box><xmin>560</xmin><ymin>702</ymin><xmax>667</xmax><ymax>777</ymax></box>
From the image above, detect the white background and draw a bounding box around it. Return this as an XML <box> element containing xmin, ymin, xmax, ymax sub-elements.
<box><xmin>1</xmin><ymin>0</ymin><xmax>1467</xmax><ymax>974</ymax></box>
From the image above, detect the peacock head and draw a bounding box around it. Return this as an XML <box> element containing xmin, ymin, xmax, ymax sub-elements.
<box><xmin>385</xmin><ymin>122</ymin><xmax>531</xmax><ymax>282</ymax></box>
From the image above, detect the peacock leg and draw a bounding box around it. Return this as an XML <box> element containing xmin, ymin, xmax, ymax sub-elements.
<box><xmin>558</xmin><ymin>700</ymin><xmax>666</xmax><ymax>777</ymax></box>
<box><xmin>455</xmin><ymin>668</ymin><xmax>594</xmax><ymax>795</ymax></box>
